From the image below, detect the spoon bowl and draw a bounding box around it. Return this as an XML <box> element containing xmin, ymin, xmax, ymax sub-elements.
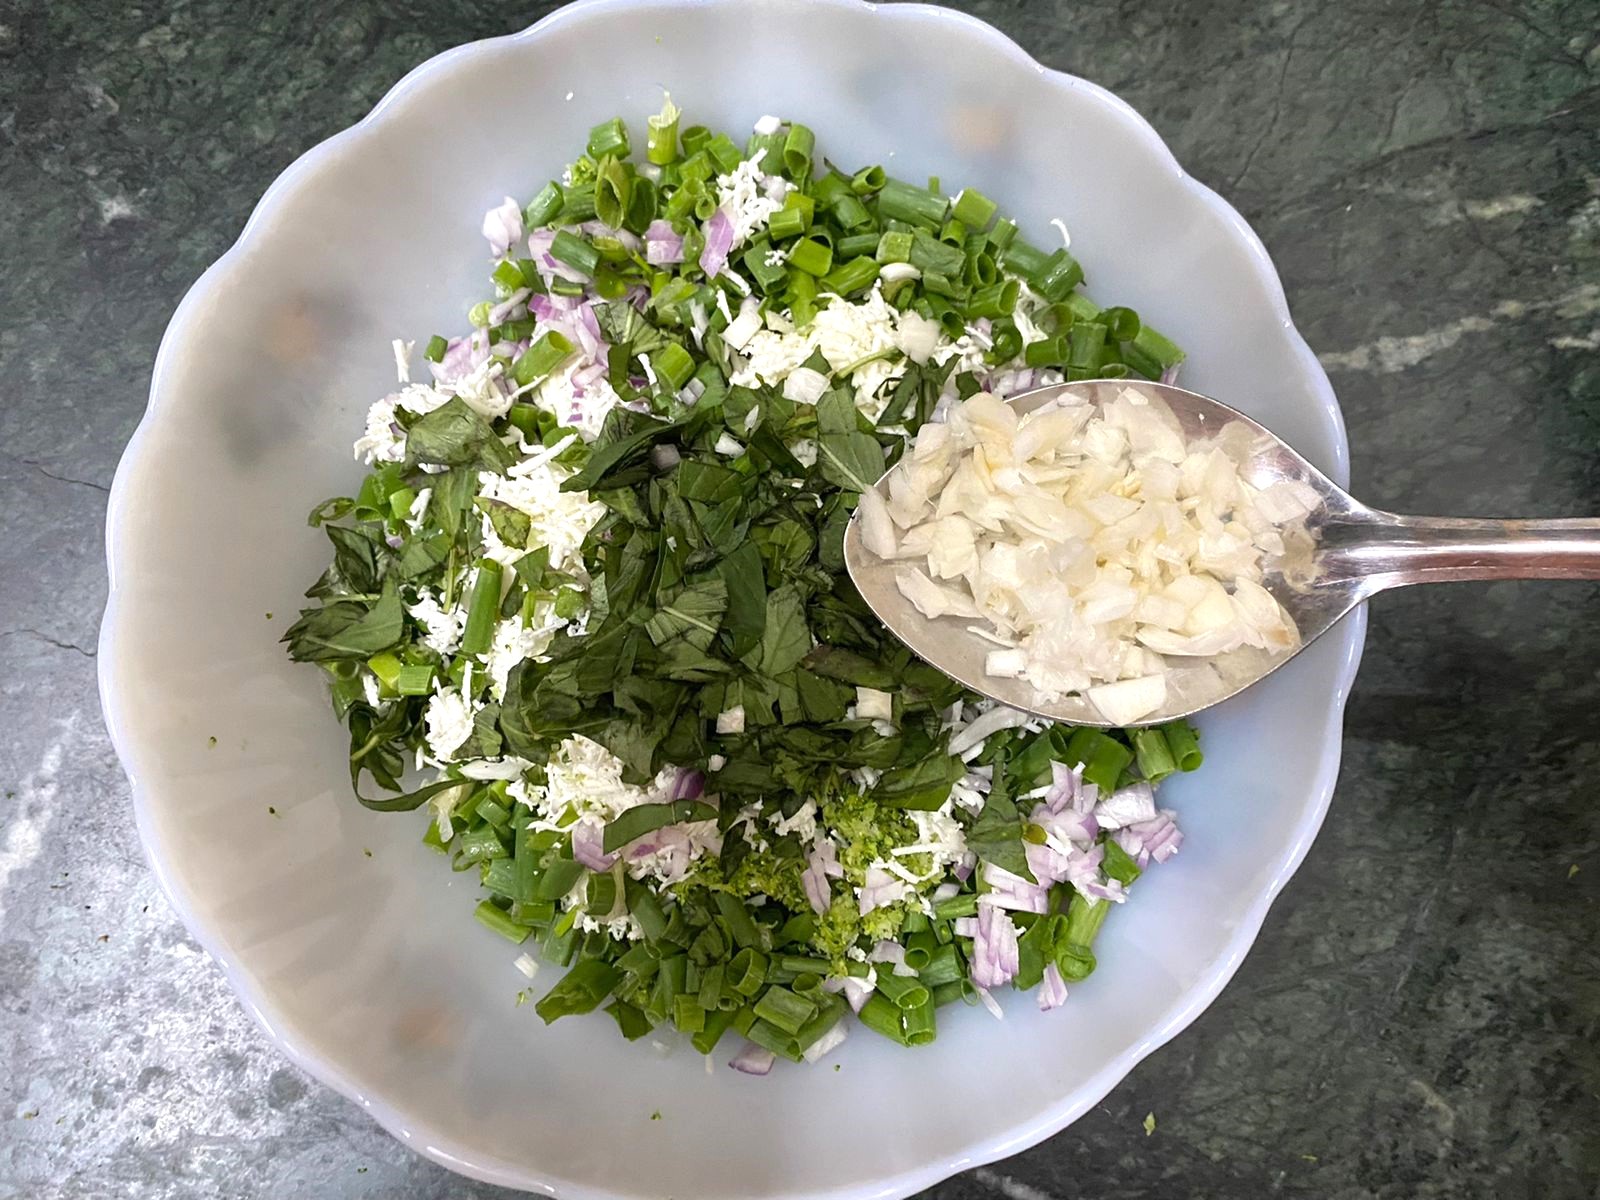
<box><xmin>844</xmin><ymin>379</ymin><xmax>1600</xmax><ymax>726</ymax></box>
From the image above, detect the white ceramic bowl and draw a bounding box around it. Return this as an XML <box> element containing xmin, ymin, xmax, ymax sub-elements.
<box><xmin>101</xmin><ymin>2</ymin><xmax>1365</xmax><ymax>1195</ymax></box>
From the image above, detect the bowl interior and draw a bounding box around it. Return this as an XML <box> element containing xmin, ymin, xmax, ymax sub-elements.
<box><xmin>104</xmin><ymin>2</ymin><xmax>1360</xmax><ymax>1196</ymax></box>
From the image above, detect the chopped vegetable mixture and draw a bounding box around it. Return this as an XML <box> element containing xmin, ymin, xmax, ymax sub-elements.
<box><xmin>285</xmin><ymin>104</ymin><xmax>1198</xmax><ymax>1072</ymax></box>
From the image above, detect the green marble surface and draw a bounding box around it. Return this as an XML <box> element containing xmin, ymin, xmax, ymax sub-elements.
<box><xmin>1</xmin><ymin>1</ymin><xmax>1597</xmax><ymax>1196</ymax></box>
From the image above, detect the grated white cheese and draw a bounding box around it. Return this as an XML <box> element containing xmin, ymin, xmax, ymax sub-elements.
<box><xmin>353</xmin><ymin>395</ymin><xmax>405</xmax><ymax>464</ymax></box>
<box><xmin>451</xmin><ymin>357</ymin><xmax>514</xmax><ymax>420</ymax></box>
<box><xmin>457</xmin><ymin>757</ymin><xmax>537</xmax><ymax>781</ymax></box>
<box><xmin>423</xmin><ymin>689</ymin><xmax>477</xmax><ymax>761</ymax></box>
<box><xmin>731</xmin><ymin>282</ymin><xmax>922</xmax><ymax>417</ymax></box>
<box><xmin>771</xmin><ymin>798</ymin><xmax>818</xmax><ymax>843</ymax></box>
<box><xmin>513</xmin><ymin>737</ymin><xmax>659</xmax><ymax>825</ymax></box>
<box><xmin>533</xmin><ymin>361</ymin><xmax>620</xmax><ymax>441</ymax></box>
<box><xmin>352</xmin><ymin>382</ymin><xmax>452</xmax><ymax>463</ymax></box>
<box><xmin>475</xmin><ymin>459</ymin><xmax>605</xmax><ymax>576</ymax></box>
<box><xmin>512</xmin><ymin>736</ymin><xmax>721</xmax><ymax>891</ymax></box>
<box><xmin>715</xmin><ymin>154</ymin><xmax>785</xmax><ymax>247</ymax></box>
<box><xmin>407</xmin><ymin>588</ymin><xmax>466</xmax><ymax>656</ymax></box>
<box><xmin>405</xmin><ymin>487</ymin><xmax>432</xmax><ymax>533</ymax></box>
<box><xmin>485</xmin><ymin>605</ymin><xmax>566</xmax><ymax>700</ymax></box>
<box><xmin>392</xmin><ymin>338</ymin><xmax>414</xmax><ymax>383</ymax></box>
<box><xmin>715</xmin><ymin>705</ymin><xmax>746</xmax><ymax>734</ymax></box>
<box><xmin>948</xmin><ymin>769</ymin><xmax>991</xmax><ymax>813</ymax></box>
<box><xmin>896</xmin><ymin>802</ymin><xmax>969</xmax><ymax>877</ymax></box>
<box><xmin>752</xmin><ymin>113</ymin><xmax>782</xmax><ymax>135</ymax></box>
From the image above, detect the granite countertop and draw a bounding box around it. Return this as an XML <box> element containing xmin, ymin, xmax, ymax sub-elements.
<box><xmin>2</xmin><ymin>1</ymin><xmax>1596</xmax><ymax>1196</ymax></box>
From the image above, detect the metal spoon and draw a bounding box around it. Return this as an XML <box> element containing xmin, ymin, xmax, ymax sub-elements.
<box><xmin>842</xmin><ymin>378</ymin><xmax>1600</xmax><ymax>727</ymax></box>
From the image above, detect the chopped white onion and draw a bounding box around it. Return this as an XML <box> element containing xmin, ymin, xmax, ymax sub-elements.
<box><xmin>857</xmin><ymin>486</ymin><xmax>898</xmax><ymax>558</ymax></box>
<box><xmin>855</xmin><ymin>687</ymin><xmax>894</xmax><ymax>722</ymax></box>
<box><xmin>782</xmin><ymin>366</ymin><xmax>830</xmax><ymax>404</ymax></box>
<box><xmin>867</xmin><ymin>387</ymin><xmax>1314</xmax><ymax>717</ymax></box>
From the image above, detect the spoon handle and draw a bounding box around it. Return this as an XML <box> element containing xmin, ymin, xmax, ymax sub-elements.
<box><xmin>1321</xmin><ymin>513</ymin><xmax>1600</xmax><ymax>592</ymax></box>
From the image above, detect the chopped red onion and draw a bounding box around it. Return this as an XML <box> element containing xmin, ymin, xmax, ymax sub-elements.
<box><xmin>952</xmin><ymin>916</ymin><xmax>979</xmax><ymax>938</ymax></box>
<box><xmin>429</xmin><ymin>330</ymin><xmax>489</xmax><ymax>385</ymax></box>
<box><xmin>528</xmin><ymin>291</ymin><xmax>579</xmax><ymax>323</ymax></box>
<box><xmin>699</xmin><ymin>207</ymin><xmax>735</xmax><ymax>278</ymax></box>
<box><xmin>1024</xmin><ymin>840</ymin><xmax>1074</xmax><ymax>887</ymax></box>
<box><xmin>801</xmin><ymin>864</ymin><xmax>830</xmax><ymax>915</ymax></box>
<box><xmin>569</xmin><ymin>303</ymin><xmax>604</xmax><ymax>359</ymax></box>
<box><xmin>728</xmin><ymin>1041</ymin><xmax>775</xmax><ymax>1076</ymax></box>
<box><xmin>577</xmin><ymin>220</ymin><xmax>642</xmax><ymax>254</ymax></box>
<box><xmin>645</xmin><ymin>218</ymin><xmax>685</xmax><ymax>265</ymax></box>
<box><xmin>571</xmin><ymin>820</ymin><xmax>617</xmax><ymax>872</ymax></box>
<box><xmin>975</xmin><ymin>985</ymin><xmax>1005</xmax><ymax>1020</ymax></box>
<box><xmin>670</xmin><ymin>767</ymin><xmax>705</xmax><ymax>800</ymax></box>
<box><xmin>488</xmin><ymin>288</ymin><xmax>530</xmax><ymax>327</ymax></box>
<box><xmin>1037</xmin><ymin>963</ymin><xmax>1069</xmax><ymax>1011</ymax></box>
<box><xmin>1117</xmin><ymin>810</ymin><xmax>1183</xmax><ymax>867</ymax></box>
<box><xmin>1039</xmin><ymin>760</ymin><xmax>1087</xmax><ymax>814</ymax></box>
<box><xmin>857</xmin><ymin>866</ymin><xmax>908</xmax><ymax>915</ymax></box>
<box><xmin>821</xmin><ymin>974</ymin><xmax>875</xmax><ymax>1013</ymax></box>
<box><xmin>970</xmin><ymin>903</ymin><xmax>1020</xmax><ymax>989</ymax></box>
<box><xmin>1094</xmin><ymin>781</ymin><xmax>1158</xmax><ymax>830</ymax></box>
<box><xmin>525</xmin><ymin>228</ymin><xmax>589</xmax><ymax>284</ymax></box>
<box><xmin>1030</xmin><ymin>805</ymin><xmax>1097</xmax><ymax>849</ymax></box>
<box><xmin>812</xmin><ymin>839</ymin><xmax>843</xmax><ymax>878</ymax></box>
<box><xmin>1078</xmin><ymin>878</ymin><xmax>1128</xmax><ymax>903</ymax></box>
<box><xmin>802</xmin><ymin>1021</ymin><xmax>849</xmax><ymax>1063</ymax></box>
<box><xmin>990</xmin><ymin>367</ymin><xmax>1039</xmax><ymax>397</ymax></box>
<box><xmin>572</xmin><ymin>360</ymin><xmax>608</xmax><ymax>389</ymax></box>
<box><xmin>869</xmin><ymin>940</ymin><xmax>916</xmax><ymax>976</ymax></box>
<box><xmin>801</xmin><ymin>841</ymin><xmax>838</xmax><ymax>915</ymax></box>
<box><xmin>980</xmin><ymin>863</ymin><xmax>1049</xmax><ymax>913</ymax></box>
<box><xmin>1160</xmin><ymin>363</ymin><xmax>1182</xmax><ymax>386</ymax></box>
<box><xmin>481</xmin><ymin>196</ymin><xmax>523</xmax><ymax>258</ymax></box>
<box><xmin>650</xmin><ymin>444</ymin><xmax>682</xmax><ymax>472</ymax></box>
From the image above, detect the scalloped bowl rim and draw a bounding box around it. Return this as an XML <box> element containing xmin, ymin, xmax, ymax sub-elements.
<box><xmin>100</xmin><ymin>2</ymin><xmax>1366</xmax><ymax>1195</ymax></box>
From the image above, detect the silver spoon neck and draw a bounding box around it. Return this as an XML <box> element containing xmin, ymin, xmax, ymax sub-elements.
<box><xmin>1318</xmin><ymin>509</ymin><xmax>1600</xmax><ymax>593</ymax></box>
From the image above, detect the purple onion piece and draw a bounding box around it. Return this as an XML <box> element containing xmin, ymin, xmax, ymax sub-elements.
<box><xmin>728</xmin><ymin>1042</ymin><xmax>775</xmax><ymax>1076</ymax></box>
<box><xmin>699</xmin><ymin>207</ymin><xmax>735</xmax><ymax>278</ymax></box>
